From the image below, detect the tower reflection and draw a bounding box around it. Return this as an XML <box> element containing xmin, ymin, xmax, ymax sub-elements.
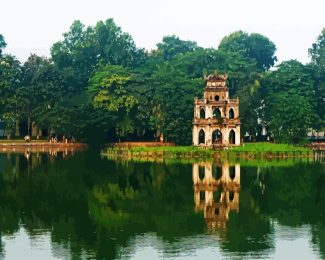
<box><xmin>193</xmin><ymin>162</ymin><xmax>240</xmax><ymax>231</ymax></box>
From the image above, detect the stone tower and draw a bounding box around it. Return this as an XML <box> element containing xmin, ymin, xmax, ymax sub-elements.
<box><xmin>192</xmin><ymin>72</ymin><xmax>240</xmax><ymax>148</ymax></box>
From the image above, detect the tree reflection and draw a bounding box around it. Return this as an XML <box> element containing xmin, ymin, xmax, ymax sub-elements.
<box><xmin>0</xmin><ymin>152</ymin><xmax>324</xmax><ymax>259</ymax></box>
<box><xmin>0</xmin><ymin>152</ymin><xmax>203</xmax><ymax>259</ymax></box>
<box><xmin>312</xmin><ymin>224</ymin><xmax>325</xmax><ymax>258</ymax></box>
<box><xmin>247</xmin><ymin>162</ymin><xmax>325</xmax><ymax>257</ymax></box>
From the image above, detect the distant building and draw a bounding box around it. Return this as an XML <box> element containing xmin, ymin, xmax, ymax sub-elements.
<box><xmin>307</xmin><ymin>128</ymin><xmax>325</xmax><ymax>142</ymax></box>
<box><xmin>192</xmin><ymin>73</ymin><xmax>240</xmax><ymax>148</ymax></box>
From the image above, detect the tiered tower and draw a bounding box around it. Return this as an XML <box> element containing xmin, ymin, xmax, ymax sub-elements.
<box><xmin>192</xmin><ymin>73</ymin><xmax>240</xmax><ymax>148</ymax></box>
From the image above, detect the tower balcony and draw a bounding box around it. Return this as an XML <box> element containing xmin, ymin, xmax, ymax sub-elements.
<box><xmin>228</xmin><ymin>98</ymin><xmax>239</xmax><ymax>105</ymax></box>
<box><xmin>195</xmin><ymin>98</ymin><xmax>207</xmax><ymax>105</ymax></box>
<box><xmin>193</xmin><ymin>117</ymin><xmax>240</xmax><ymax>125</ymax></box>
<box><xmin>195</xmin><ymin>99</ymin><xmax>227</xmax><ymax>106</ymax></box>
<box><xmin>194</xmin><ymin>98</ymin><xmax>239</xmax><ymax>106</ymax></box>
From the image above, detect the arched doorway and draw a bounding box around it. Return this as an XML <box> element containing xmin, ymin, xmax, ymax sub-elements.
<box><xmin>212</xmin><ymin>129</ymin><xmax>222</xmax><ymax>144</ymax></box>
<box><xmin>212</xmin><ymin>108</ymin><xmax>221</xmax><ymax>119</ymax></box>
<box><xmin>200</xmin><ymin>108</ymin><xmax>205</xmax><ymax>119</ymax></box>
<box><xmin>229</xmin><ymin>108</ymin><xmax>234</xmax><ymax>119</ymax></box>
<box><xmin>229</xmin><ymin>129</ymin><xmax>236</xmax><ymax>144</ymax></box>
<box><xmin>199</xmin><ymin>129</ymin><xmax>205</xmax><ymax>144</ymax></box>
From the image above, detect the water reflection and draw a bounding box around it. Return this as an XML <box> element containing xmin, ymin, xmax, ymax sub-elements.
<box><xmin>1</xmin><ymin>149</ymin><xmax>82</xmax><ymax>178</ymax></box>
<box><xmin>193</xmin><ymin>162</ymin><xmax>240</xmax><ymax>231</ymax></box>
<box><xmin>1</xmin><ymin>145</ymin><xmax>84</xmax><ymax>161</ymax></box>
<box><xmin>0</xmin><ymin>151</ymin><xmax>324</xmax><ymax>259</ymax></box>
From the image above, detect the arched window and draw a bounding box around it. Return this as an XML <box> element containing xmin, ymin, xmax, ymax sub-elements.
<box><xmin>212</xmin><ymin>129</ymin><xmax>222</xmax><ymax>144</ymax></box>
<box><xmin>213</xmin><ymin>188</ymin><xmax>222</xmax><ymax>201</ymax></box>
<box><xmin>200</xmin><ymin>108</ymin><xmax>205</xmax><ymax>119</ymax></box>
<box><xmin>229</xmin><ymin>166</ymin><xmax>236</xmax><ymax>180</ymax></box>
<box><xmin>200</xmin><ymin>191</ymin><xmax>205</xmax><ymax>200</ymax></box>
<box><xmin>229</xmin><ymin>129</ymin><xmax>236</xmax><ymax>144</ymax></box>
<box><xmin>229</xmin><ymin>108</ymin><xmax>234</xmax><ymax>119</ymax></box>
<box><xmin>199</xmin><ymin>129</ymin><xmax>205</xmax><ymax>144</ymax></box>
<box><xmin>229</xmin><ymin>191</ymin><xmax>235</xmax><ymax>202</ymax></box>
<box><xmin>213</xmin><ymin>166</ymin><xmax>222</xmax><ymax>180</ymax></box>
<box><xmin>214</xmin><ymin>95</ymin><xmax>220</xmax><ymax>101</ymax></box>
<box><xmin>199</xmin><ymin>166</ymin><xmax>205</xmax><ymax>180</ymax></box>
<box><xmin>212</xmin><ymin>108</ymin><xmax>221</xmax><ymax>119</ymax></box>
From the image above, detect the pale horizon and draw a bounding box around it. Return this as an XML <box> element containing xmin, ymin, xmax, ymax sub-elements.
<box><xmin>1</xmin><ymin>0</ymin><xmax>324</xmax><ymax>64</ymax></box>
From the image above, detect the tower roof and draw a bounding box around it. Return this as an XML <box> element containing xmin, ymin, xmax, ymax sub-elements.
<box><xmin>204</xmin><ymin>72</ymin><xmax>228</xmax><ymax>89</ymax></box>
<box><xmin>204</xmin><ymin>72</ymin><xmax>228</xmax><ymax>82</ymax></box>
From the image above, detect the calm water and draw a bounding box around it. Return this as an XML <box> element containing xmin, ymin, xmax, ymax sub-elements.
<box><xmin>0</xmin><ymin>150</ymin><xmax>324</xmax><ymax>260</ymax></box>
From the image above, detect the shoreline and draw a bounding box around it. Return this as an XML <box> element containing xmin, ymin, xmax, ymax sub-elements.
<box><xmin>105</xmin><ymin>149</ymin><xmax>317</xmax><ymax>160</ymax></box>
<box><xmin>103</xmin><ymin>143</ymin><xmax>322</xmax><ymax>160</ymax></box>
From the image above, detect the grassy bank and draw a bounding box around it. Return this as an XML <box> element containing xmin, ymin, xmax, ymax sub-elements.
<box><xmin>232</xmin><ymin>143</ymin><xmax>310</xmax><ymax>152</ymax></box>
<box><xmin>104</xmin><ymin>143</ymin><xmax>313</xmax><ymax>160</ymax></box>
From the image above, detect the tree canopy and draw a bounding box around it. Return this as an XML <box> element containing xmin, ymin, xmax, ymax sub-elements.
<box><xmin>156</xmin><ymin>35</ymin><xmax>199</xmax><ymax>60</ymax></box>
<box><xmin>0</xmin><ymin>22</ymin><xmax>324</xmax><ymax>144</ymax></box>
<box><xmin>219</xmin><ymin>31</ymin><xmax>277</xmax><ymax>71</ymax></box>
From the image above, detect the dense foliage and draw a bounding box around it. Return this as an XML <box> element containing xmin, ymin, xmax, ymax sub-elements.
<box><xmin>0</xmin><ymin>21</ymin><xmax>324</xmax><ymax>144</ymax></box>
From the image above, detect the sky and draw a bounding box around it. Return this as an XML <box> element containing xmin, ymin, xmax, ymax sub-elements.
<box><xmin>0</xmin><ymin>0</ymin><xmax>324</xmax><ymax>64</ymax></box>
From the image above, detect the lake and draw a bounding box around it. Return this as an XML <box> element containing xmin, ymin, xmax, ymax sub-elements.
<box><xmin>0</xmin><ymin>150</ymin><xmax>324</xmax><ymax>259</ymax></box>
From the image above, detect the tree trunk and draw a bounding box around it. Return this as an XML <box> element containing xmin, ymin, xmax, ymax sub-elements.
<box><xmin>27</xmin><ymin>117</ymin><xmax>31</xmax><ymax>136</ymax></box>
<box><xmin>15</xmin><ymin>120</ymin><xmax>20</xmax><ymax>137</ymax></box>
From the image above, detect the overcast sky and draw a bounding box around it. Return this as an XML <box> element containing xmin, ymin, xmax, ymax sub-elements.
<box><xmin>0</xmin><ymin>0</ymin><xmax>324</xmax><ymax>64</ymax></box>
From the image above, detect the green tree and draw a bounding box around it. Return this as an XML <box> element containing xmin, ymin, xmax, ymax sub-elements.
<box><xmin>0</xmin><ymin>34</ymin><xmax>6</xmax><ymax>57</ymax></box>
<box><xmin>93</xmin><ymin>19</ymin><xmax>146</xmax><ymax>67</ymax></box>
<box><xmin>0</xmin><ymin>54</ymin><xmax>21</xmax><ymax>136</ymax></box>
<box><xmin>88</xmin><ymin>65</ymin><xmax>138</xmax><ymax>140</ymax></box>
<box><xmin>51</xmin><ymin>20</ymin><xmax>99</xmax><ymax>91</ymax></box>
<box><xmin>156</xmin><ymin>35</ymin><xmax>198</xmax><ymax>60</ymax></box>
<box><xmin>236</xmin><ymin>73</ymin><xmax>264</xmax><ymax>137</ymax></box>
<box><xmin>18</xmin><ymin>54</ymin><xmax>66</xmax><ymax>135</ymax></box>
<box><xmin>88</xmin><ymin>65</ymin><xmax>137</xmax><ymax>112</ymax></box>
<box><xmin>149</xmin><ymin>67</ymin><xmax>202</xmax><ymax>144</ymax></box>
<box><xmin>261</xmin><ymin>60</ymin><xmax>321</xmax><ymax>138</ymax></box>
<box><xmin>308</xmin><ymin>28</ymin><xmax>325</xmax><ymax>131</ymax></box>
<box><xmin>219</xmin><ymin>31</ymin><xmax>277</xmax><ymax>71</ymax></box>
<box><xmin>267</xmin><ymin>90</ymin><xmax>312</xmax><ymax>143</ymax></box>
<box><xmin>309</xmin><ymin>28</ymin><xmax>325</xmax><ymax>69</ymax></box>
<box><xmin>51</xmin><ymin>19</ymin><xmax>146</xmax><ymax>92</ymax></box>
